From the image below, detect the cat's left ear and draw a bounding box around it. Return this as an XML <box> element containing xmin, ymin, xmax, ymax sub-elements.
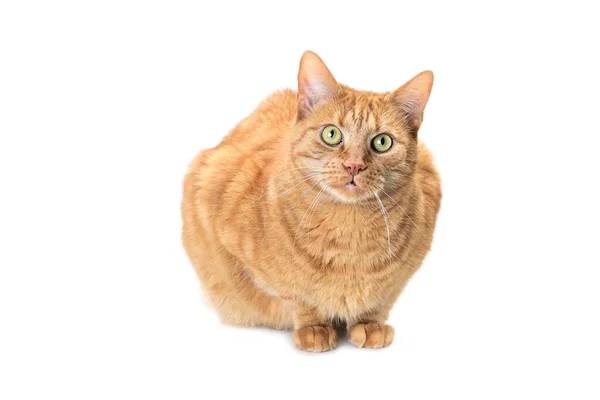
<box><xmin>390</xmin><ymin>71</ymin><xmax>434</xmax><ymax>132</ymax></box>
<box><xmin>297</xmin><ymin>51</ymin><xmax>340</xmax><ymax>119</ymax></box>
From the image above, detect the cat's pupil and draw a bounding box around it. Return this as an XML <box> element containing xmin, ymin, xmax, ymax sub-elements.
<box><xmin>329</xmin><ymin>130</ymin><xmax>334</xmax><ymax>137</ymax></box>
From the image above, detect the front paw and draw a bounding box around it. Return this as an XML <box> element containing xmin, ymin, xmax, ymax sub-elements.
<box><xmin>293</xmin><ymin>325</ymin><xmax>337</xmax><ymax>352</ymax></box>
<box><xmin>348</xmin><ymin>323</ymin><xmax>394</xmax><ymax>349</ymax></box>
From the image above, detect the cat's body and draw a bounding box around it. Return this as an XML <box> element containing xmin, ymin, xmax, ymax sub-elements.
<box><xmin>182</xmin><ymin>52</ymin><xmax>441</xmax><ymax>351</ymax></box>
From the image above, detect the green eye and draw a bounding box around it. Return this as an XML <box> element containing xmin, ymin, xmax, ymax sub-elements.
<box><xmin>371</xmin><ymin>133</ymin><xmax>393</xmax><ymax>153</ymax></box>
<box><xmin>321</xmin><ymin>125</ymin><xmax>343</xmax><ymax>146</ymax></box>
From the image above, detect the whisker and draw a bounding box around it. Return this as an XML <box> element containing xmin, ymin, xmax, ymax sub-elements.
<box><xmin>272</xmin><ymin>166</ymin><xmax>322</xmax><ymax>182</ymax></box>
<box><xmin>293</xmin><ymin>185</ymin><xmax>327</xmax><ymax>248</ymax></box>
<box><xmin>289</xmin><ymin>185</ymin><xmax>325</xmax><ymax>273</ymax></box>
<box><xmin>257</xmin><ymin>169</ymin><xmax>322</xmax><ymax>202</ymax></box>
<box><xmin>273</xmin><ymin>173</ymin><xmax>322</xmax><ymax>199</ymax></box>
<box><xmin>277</xmin><ymin>171</ymin><xmax>322</xmax><ymax>188</ymax></box>
<box><xmin>257</xmin><ymin>166</ymin><xmax>323</xmax><ymax>199</ymax></box>
<box><xmin>257</xmin><ymin>179</ymin><xmax>324</xmax><ymax>255</ymax></box>
<box><xmin>374</xmin><ymin>192</ymin><xmax>393</xmax><ymax>257</ymax></box>
<box><xmin>295</xmin><ymin>179</ymin><xmax>325</xmax><ymax>202</ymax></box>
<box><xmin>381</xmin><ymin>189</ymin><xmax>419</xmax><ymax>231</ymax></box>
<box><xmin>384</xmin><ymin>187</ymin><xmax>431</xmax><ymax>230</ymax></box>
<box><xmin>305</xmin><ymin>184</ymin><xmax>328</xmax><ymax>232</ymax></box>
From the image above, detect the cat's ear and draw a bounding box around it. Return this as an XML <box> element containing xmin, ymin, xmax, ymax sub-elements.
<box><xmin>297</xmin><ymin>51</ymin><xmax>340</xmax><ymax>119</ymax></box>
<box><xmin>391</xmin><ymin>70</ymin><xmax>434</xmax><ymax>132</ymax></box>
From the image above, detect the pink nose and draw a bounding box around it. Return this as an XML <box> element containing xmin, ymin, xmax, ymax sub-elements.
<box><xmin>343</xmin><ymin>161</ymin><xmax>366</xmax><ymax>176</ymax></box>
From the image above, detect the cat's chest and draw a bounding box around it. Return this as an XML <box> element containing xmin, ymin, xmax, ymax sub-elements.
<box><xmin>297</xmin><ymin>213</ymin><xmax>393</xmax><ymax>318</ymax></box>
<box><xmin>301</xmin><ymin>209</ymin><xmax>390</xmax><ymax>264</ymax></box>
<box><xmin>305</xmin><ymin>267</ymin><xmax>384</xmax><ymax>319</ymax></box>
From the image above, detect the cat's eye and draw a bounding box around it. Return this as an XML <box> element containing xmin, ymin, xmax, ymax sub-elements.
<box><xmin>321</xmin><ymin>125</ymin><xmax>343</xmax><ymax>146</ymax></box>
<box><xmin>371</xmin><ymin>133</ymin><xmax>393</xmax><ymax>153</ymax></box>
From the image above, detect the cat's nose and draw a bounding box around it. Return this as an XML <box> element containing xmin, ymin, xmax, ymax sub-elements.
<box><xmin>343</xmin><ymin>161</ymin><xmax>366</xmax><ymax>176</ymax></box>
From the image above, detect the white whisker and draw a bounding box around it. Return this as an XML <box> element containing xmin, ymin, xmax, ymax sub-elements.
<box><xmin>275</xmin><ymin>173</ymin><xmax>322</xmax><ymax>198</ymax></box>
<box><xmin>277</xmin><ymin>168</ymin><xmax>324</xmax><ymax>186</ymax></box>
<box><xmin>293</xmin><ymin>185</ymin><xmax>327</xmax><ymax>248</ymax></box>
<box><xmin>374</xmin><ymin>191</ymin><xmax>393</xmax><ymax>257</ymax></box>
<box><xmin>382</xmin><ymin>188</ymin><xmax>424</xmax><ymax>230</ymax></box>
<box><xmin>305</xmin><ymin>184</ymin><xmax>328</xmax><ymax>232</ymax></box>
<box><xmin>297</xmin><ymin>179</ymin><xmax>325</xmax><ymax>202</ymax></box>
<box><xmin>274</xmin><ymin>166</ymin><xmax>320</xmax><ymax>179</ymax></box>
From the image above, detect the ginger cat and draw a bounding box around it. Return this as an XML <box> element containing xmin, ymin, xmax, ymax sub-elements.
<box><xmin>181</xmin><ymin>51</ymin><xmax>441</xmax><ymax>352</ymax></box>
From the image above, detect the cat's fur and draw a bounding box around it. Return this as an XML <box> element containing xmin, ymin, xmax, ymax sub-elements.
<box><xmin>181</xmin><ymin>51</ymin><xmax>441</xmax><ymax>352</ymax></box>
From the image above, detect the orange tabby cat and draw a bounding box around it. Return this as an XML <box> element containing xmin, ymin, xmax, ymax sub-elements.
<box><xmin>181</xmin><ymin>51</ymin><xmax>441</xmax><ymax>352</ymax></box>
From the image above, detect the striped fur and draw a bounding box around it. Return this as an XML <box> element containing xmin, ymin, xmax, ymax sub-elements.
<box><xmin>181</xmin><ymin>52</ymin><xmax>441</xmax><ymax>351</ymax></box>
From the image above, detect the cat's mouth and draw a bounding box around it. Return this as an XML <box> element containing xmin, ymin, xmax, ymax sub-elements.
<box><xmin>328</xmin><ymin>178</ymin><xmax>376</xmax><ymax>203</ymax></box>
<box><xmin>345</xmin><ymin>179</ymin><xmax>361</xmax><ymax>191</ymax></box>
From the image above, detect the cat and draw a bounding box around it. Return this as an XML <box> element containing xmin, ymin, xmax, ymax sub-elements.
<box><xmin>181</xmin><ymin>51</ymin><xmax>441</xmax><ymax>352</ymax></box>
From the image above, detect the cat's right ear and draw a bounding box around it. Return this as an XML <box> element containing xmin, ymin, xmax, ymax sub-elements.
<box><xmin>390</xmin><ymin>70</ymin><xmax>434</xmax><ymax>132</ymax></box>
<box><xmin>297</xmin><ymin>51</ymin><xmax>339</xmax><ymax>120</ymax></box>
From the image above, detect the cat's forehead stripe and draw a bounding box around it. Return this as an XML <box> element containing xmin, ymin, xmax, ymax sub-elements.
<box><xmin>341</xmin><ymin>96</ymin><xmax>382</xmax><ymax>133</ymax></box>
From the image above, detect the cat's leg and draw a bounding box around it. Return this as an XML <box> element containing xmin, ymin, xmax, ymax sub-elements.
<box><xmin>292</xmin><ymin>304</ymin><xmax>337</xmax><ymax>352</ymax></box>
<box><xmin>347</xmin><ymin>308</ymin><xmax>395</xmax><ymax>349</ymax></box>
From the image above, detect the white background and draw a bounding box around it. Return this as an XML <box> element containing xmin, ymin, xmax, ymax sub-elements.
<box><xmin>1</xmin><ymin>1</ymin><xmax>599</xmax><ymax>399</ymax></box>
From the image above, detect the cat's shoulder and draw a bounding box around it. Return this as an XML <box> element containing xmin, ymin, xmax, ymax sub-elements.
<box><xmin>416</xmin><ymin>140</ymin><xmax>442</xmax><ymax>212</ymax></box>
<box><xmin>416</xmin><ymin>141</ymin><xmax>438</xmax><ymax>175</ymax></box>
<box><xmin>250</xmin><ymin>89</ymin><xmax>297</xmax><ymax>124</ymax></box>
<box><xmin>259</xmin><ymin>89</ymin><xmax>297</xmax><ymax>109</ymax></box>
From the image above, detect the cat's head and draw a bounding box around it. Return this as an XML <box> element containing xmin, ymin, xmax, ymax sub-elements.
<box><xmin>291</xmin><ymin>51</ymin><xmax>433</xmax><ymax>203</ymax></box>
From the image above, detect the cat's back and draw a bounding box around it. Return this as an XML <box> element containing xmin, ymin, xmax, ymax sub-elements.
<box><xmin>182</xmin><ymin>90</ymin><xmax>296</xmax><ymax>236</ymax></box>
<box><xmin>192</xmin><ymin>89</ymin><xmax>295</xmax><ymax>174</ymax></box>
<box><xmin>416</xmin><ymin>140</ymin><xmax>442</xmax><ymax>226</ymax></box>
<box><xmin>221</xmin><ymin>89</ymin><xmax>296</xmax><ymax>150</ymax></box>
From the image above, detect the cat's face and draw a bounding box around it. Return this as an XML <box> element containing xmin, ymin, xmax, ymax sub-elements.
<box><xmin>293</xmin><ymin>91</ymin><xmax>418</xmax><ymax>203</ymax></box>
<box><xmin>291</xmin><ymin>51</ymin><xmax>433</xmax><ymax>203</ymax></box>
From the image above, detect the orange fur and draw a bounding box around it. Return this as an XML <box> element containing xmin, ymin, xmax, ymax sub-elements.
<box><xmin>181</xmin><ymin>51</ymin><xmax>441</xmax><ymax>352</ymax></box>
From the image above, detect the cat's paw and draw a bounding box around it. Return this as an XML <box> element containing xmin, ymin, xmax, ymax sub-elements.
<box><xmin>293</xmin><ymin>325</ymin><xmax>337</xmax><ymax>352</ymax></box>
<box><xmin>348</xmin><ymin>323</ymin><xmax>394</xmax><ymax>349</ymax></box>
